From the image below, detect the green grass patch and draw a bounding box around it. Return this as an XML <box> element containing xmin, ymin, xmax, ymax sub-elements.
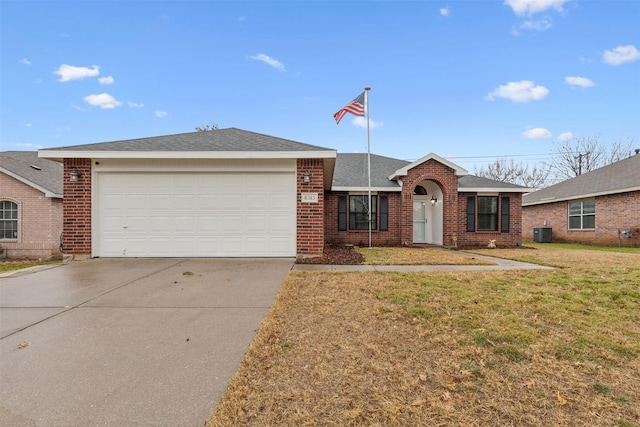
<box><xmin>0</xmin><ymin>260</ymin><xmax>61</xmax><ymax>272</ymax></box>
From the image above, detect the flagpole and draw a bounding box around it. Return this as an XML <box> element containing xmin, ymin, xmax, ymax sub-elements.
<box><xmin>365</xmin><ymin>87</ymin><xmax>371</xmax><ymax>248</ymax></box>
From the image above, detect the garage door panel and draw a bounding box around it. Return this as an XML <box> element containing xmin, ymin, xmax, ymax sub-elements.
<box><xmin>97</xmin><ymin>171</ymin><xmax>295</xmax><ymax>257</ymax></box>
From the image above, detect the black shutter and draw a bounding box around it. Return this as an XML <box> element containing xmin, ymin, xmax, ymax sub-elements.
<box><xmin>338</xmin><ymin>196</ymin><xmax>347</xmax><ymax>231</ymax></box>
<box><xmin>466</xmin><ymin>197</ymin><xmax>476</xmax><ymax>232</ymax></box>
<box><xmin>380</xmin><ymin>196</ymin><xmax>388</xmax><ymax>231</ymax></box>
<box><xmin>501</xmin><ymin>197</ymin><xmax>510</xmax><ymax>233</ymax></box>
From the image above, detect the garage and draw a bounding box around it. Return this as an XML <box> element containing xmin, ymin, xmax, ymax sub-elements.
<box><xmin>95</xmin><ymin>160</ymin><xmax>296</xmax><ymax>257</ymax></box>
<box><xmin>39</xmin><ymin>128</ymin><xmax>335</xmax><ymax>259</ymax></box>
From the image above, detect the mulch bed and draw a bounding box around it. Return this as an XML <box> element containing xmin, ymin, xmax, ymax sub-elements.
<box><xmin>296</xmin><ymin>244</ymin><xmax>365</xmax><ymax>265</ymax></box>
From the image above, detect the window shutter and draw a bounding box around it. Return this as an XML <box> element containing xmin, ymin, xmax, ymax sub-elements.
<box><xmin>338</xmin><ymin>196</ymin><xmax>347</xmax><ymax>231</ymax></box>
<box><xmin>380</xmin><ymin>196</ymin><xmax>388</xmax><ymax>231</ymax></box>
<box><xmin>501</xmin><ymin>197</ymin><xmax>510</xmax><ymax>233</ymax></box>
<box><xmin>466</xmin><ymin>197</ymin><xmax>476</xmax><ymax>232</ymax></box>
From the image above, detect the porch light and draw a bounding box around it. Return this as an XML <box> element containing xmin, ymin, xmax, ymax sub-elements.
<box><xmin>69</xmin><ymin>167</ymin><xmax>82</xmax><ymax>182</ymax></box>
<box><xmin>303</xmin><ymin>170</ymin><xmax>310</xmax><ymax>184</ymax></box>
<box><xmin>430</xmin><ymin>196</ymin><xmax>437</xmax><ymax>205</ymax></box>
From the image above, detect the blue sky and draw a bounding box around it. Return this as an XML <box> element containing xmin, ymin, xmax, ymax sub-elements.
<box><xmin>1</xmin><ymin>0</ymin><xmax>639</xmax><ymax>171</ymax></box>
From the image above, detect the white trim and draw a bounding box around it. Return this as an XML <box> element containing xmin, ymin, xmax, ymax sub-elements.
<box><xmin>39</xmin><ymin>150</ymin><xmax>336</xmax><ymax>161</ymax></box>
<box><xmin>0</xmin><ymin>168</ymin><xmax>62</xmax><ymax>198</ymax></box>
<box><xmin>389</xmin><ymin>153</ymin><xmax>468</xmax><ymax>180</ymax></box>
<box><xmin>522</xmin><ymin>186</ymin><xmax>640</xmax><ymax>206</ymax></box>
<box><xmin>460</xmin><ymin>187</ymin><xmax>531</xmax><ymax>193</ymax></box>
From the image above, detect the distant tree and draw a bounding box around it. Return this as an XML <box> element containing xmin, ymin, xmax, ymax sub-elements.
<box><xmin>546</xmin><ymin>135</ymin><xmax>634</xmax><ymax>181</ymax></box>
<box><xmin>474</xmin><ymin>158</ymin><xmax>550</xmax><ymax>190</ymax></box>
<box><xmin>195</xmin><ymin>123</ymin><xmax>219</xmax><ymax>132</ymax></box>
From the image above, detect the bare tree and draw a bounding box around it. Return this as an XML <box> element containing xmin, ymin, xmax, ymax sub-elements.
<box><xmin>546</xmin><ymin>135</ymin><xmax>634</xmax><ymax>181</ymax></box>
<box><xmin>473</xmin><ymin>158</ymin><xmax>551</xmax><ymax>190</ymax></box>
<box><xmin>195</xmin><ymin>123</ymin><xmax>219</xmax><ymax>132</ymax></box>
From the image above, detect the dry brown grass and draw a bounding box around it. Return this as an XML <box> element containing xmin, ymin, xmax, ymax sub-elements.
<box><xmin>356</xmin><ymin>247</ymin><xmax>497</xmax><ymax>266</ymax></box>
<box><xmin>207</xmin><ymin>246</ymin><xmax>640</xmax><ymax>427</ymax></box>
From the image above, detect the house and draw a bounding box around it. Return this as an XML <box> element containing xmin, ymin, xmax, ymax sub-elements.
<box><xmin>0</xmin><ymin>151</ymin><xmax>63</xmax><ymax>259</ymax></box>
<box><xmin>522</xmin><ymin>152</ymin><xmax>640</xmax><ymax>247</ymax></box>
<box><xmin>38</xmin><ymin>128</ymin><xmax>529</xmax><ymax>258</ymax></box>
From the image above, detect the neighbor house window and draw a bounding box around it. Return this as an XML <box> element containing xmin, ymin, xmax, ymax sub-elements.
<box><xmin>349</xmin><ymin>195</ymin><xmax>377</xmax><ymax>230</ymax></box>
<box><xmin>568</xmin><ymin>199</ymin><xmax>595</xmax><ymax>230</ymax></box>
<box><xmin>0</xmin><ymin>201</ymin><xmax>18</xmax><ymax>239</ymax></box>
<box><xmin>477</xmin><ymin>196</ymin><xmax>498</xmax><ymax>231</ymax></box>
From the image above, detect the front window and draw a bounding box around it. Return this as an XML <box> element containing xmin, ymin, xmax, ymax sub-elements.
<box><xmin>349</xmin><ymin>195</ymin><xmax>377</xmax><ymax>230</ymax></box>
<box><xmin>0</xmin><ymin>201</ymin><xmax>18</xmax><ymax>239</ymax></box>
<box><xmin>568</xmin><ymin>199</ymin><xmax>595</xmax><ymax>230</ymax></box>
<box><xmin>477</xmin><ymin>196</ymin><xmax>498</xmax><ymax>231</ymax></box>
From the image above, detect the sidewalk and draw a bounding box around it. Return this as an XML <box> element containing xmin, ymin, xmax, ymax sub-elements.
<box><xmin>292</xmin><ymin>252</ymin><xmax>553</xmax><ymax>272</ymax></box>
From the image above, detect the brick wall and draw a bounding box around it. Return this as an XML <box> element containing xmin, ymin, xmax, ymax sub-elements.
<box><xmin>0</xmin><ymin>173</ymin><xmax>63</xmax><ymax>259</ymax></box>
<box><xmin>401</xmin><ymin>159</ymin><xmax>459</xmax><ymax>246</ymax></box>
<box><xmin>457</xmin><ymin>192</ymin><xmax>523</xmax><ymax>248</ymax></box>
<box><xmin>62</xmin><ymin>159</ymin><xmax>92</xmax><ymax>255</ymax></box>
<box><xmin>324</xmin><ymin>191</ymin><xmax>403</xmax><ymax>246</ymax></box>
<box><xmin>522</xmin><ymin>191</ymin><xmax>640</xmax><ymax>247</ymax></box>
<box><xmin>297</xmin><ymin>159</ymin><xmax>325</xmax><ymax>257</ymax></box>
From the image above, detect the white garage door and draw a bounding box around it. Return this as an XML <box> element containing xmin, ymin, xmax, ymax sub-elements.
<box><xmin>96</xmin><ymin>171</ymin><xmax>296</xmax><ymax>257</ymax></box>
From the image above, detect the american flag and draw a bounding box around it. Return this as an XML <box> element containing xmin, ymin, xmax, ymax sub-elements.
<box><xmin>333</xmin><ymin>92</ymin><xmax>365</xmax><ymax>124</ymax></box>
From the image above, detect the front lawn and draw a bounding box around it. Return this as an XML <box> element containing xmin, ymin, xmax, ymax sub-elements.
<box><xmin>208</xmin><ymin>245</ymin><xmax>640</xmax><ymax>426</ymax></box>
<box><xmin>0</xmin><ymin>259</ymin><xmax>61</xmax><ymax>273</ymax></box>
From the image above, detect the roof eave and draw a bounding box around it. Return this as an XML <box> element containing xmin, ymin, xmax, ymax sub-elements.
<box><xmin>388</xmin><ymin>153</ymin><xmax>468</xmax><ymax>181</ymax></box>
<box><xmin>460</xmin><ymin>187</ymin><xmax>532</xmax><ymax>193</ymax></box>
<box><xmin>38</xmin><ymin>150</ymin><xmax>337</xmax><ymax>162</ymax></box>
<box><xmin>331</xmin><ymin>186</ymin><xmax>402</xmax><ymax>192</ymax></box>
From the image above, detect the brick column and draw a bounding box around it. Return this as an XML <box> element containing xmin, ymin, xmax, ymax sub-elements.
<box><xmin>62</xmin><ymin>158</ymin><xmax>92</xmax><ymax>255</ymax></box>
<box><xmin>297</xmin><ymin>159</ymin><xmax>324</xmax><ymax>257</ymax></box>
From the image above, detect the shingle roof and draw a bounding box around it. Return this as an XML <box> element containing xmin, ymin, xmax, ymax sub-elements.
<box><xmin>41</xmin><ymin>128</ymin><xmax>333</xmax><ymax>153</ymax></box>
<box><xmin>523</xmin><ymin>154</ymin><xmax>640</xmax><ymax>206</ymax></box>
<box><xmin>332</xmin><ymin>153</ymin><xmax>409</xmax><ymax>190</ymax></box>
<box><xmin>333</xmin><ymin>153</ymin><xmax>530</xmax><ymax>192</ymax></box>
<box><xmin>459</xmin><ymin>175</ymin><xmax>530</xmax><ymax>191</ymax></box>
<box><xmin>0</xmin><ymin>151</ymin><xmax>63</xmax><ymax>197</ymax></box>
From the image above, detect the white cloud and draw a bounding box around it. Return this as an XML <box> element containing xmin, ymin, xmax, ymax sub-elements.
<box><xmin>486</xmin><ymin>80</ymin><xmax>549</xmax><ymax>103</ymax></box>
<box><xmin>523</xmin><ymin>128</ymin><xmax>552</xmax><ymax>139</ymax></box>
<box><xmin>128</xmin><ymin>101</ymin><xmax>144</xmax><ymax>108</ymax></box>
<box><xmin>519</xmin><ymin>17</ymin><xmax>552</xmax><ymax>31</ymax></box>
<box><xmin>557</xmin><ymin>132</ymin><xmax>573</xmax><ymax>141</ymax></box>
<box><xmin>55</xmin><ymin>64</ymin><xmax>100</xmax><ymax>82</ymax></box>
<box><xmin>565</xmin><ymin>76</ymin><xmax>595</xmax><ymax>88</ymax></box>
<box><xmin>83</xmin><ymin>93</ymin><xmax>122</xmax><ymax>109</ymax></box>
<box><xmin>352</xmin><ymin>116</ymin><xmax>383</xmax><ymax>129</ymax></box>
<box><xmin>25</xmin><ymin>123</ymin><xmax>32</xmax><ymax>128</ymax></box>
<box><xmin>98</xmin><ymin>76</ymin><xmax>114</xmax><ymax>85</ymax></box>
<box><xmin>504</xmin><ymin>0</ymin><xmax>569</xmax><ymax>15</ymax></box>
<box><xmin>155</xmin><ymin>110</ymin><xmax>168</xmax><ymax>118</ymax></box>
<box><xmin>19</xmin><ymin>58</ymin><xmax>31</xmax><ymax>65</ymax></box>
<box><xmin>602</xmin><ymin>45</ymin><xmax>640</xmax><ymax>66</ymax></box>
<box><xmin>440</xmin><ymin>6</ymin><xmax>451</xmax><ymax>17</ymax></box>
<box><xmin>250</xmin><ymin>53</ymin><xmax>286</xmax><ymax>72</ymax></box>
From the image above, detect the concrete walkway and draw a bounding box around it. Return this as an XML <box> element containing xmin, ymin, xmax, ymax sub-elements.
<box><xmin>292</xmin><ymin>251</ymin><xmax>553</xmax><ymax>271</ymax></box>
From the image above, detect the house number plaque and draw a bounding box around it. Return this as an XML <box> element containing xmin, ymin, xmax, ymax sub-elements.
<box><xmin>301</xmin><ymin>193</ymin><xmax>318</xmax><ymax>203</ymax></box>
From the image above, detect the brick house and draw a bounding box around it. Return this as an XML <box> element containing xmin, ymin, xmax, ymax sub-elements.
<box><xmin>522</xmin><ymin>152</ymin><xmax>640</xmax><ymax>247</ymax></box>
<box><xmin>39</xmin><ymin>128</ymin><xmax>529</xmax><ymax>258</ymax></box>
<box><xmin>0</xmin><ymin>151</ymin><xmax>63</xmax><ymax>259</ymax></box>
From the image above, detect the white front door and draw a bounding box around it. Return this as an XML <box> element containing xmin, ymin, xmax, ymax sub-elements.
<box><xmin>413</xmin><ymin>199</ymin><xmax>428</xmax><ymax>243</ymax></box>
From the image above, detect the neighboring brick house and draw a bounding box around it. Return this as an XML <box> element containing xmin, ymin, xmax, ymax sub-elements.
<box><xmin>0</xmin><ymin>151</ymin><xmax>63</xmax><ymax>259</ymax></box>
<box><xmin>39</xmin><ymin>128</ymin><xmax>529</xmax><ymax>259</ymax></box>
<box><xmin>522</xmin><ymin>152</ymin><xmax>640</xmax><ymax>247</ymax></box>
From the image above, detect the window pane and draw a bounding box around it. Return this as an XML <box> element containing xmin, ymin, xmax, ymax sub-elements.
<box><xmin>583</xmin><ymin>200</ymin><xmax>595</xmax><ymax>214</ymax></box>
<box><xmin>583</xmin><ymin>215</ymin><xmax>595</xmax><ymax>229</ymax></box>
<box><xmin>478</xmin><ymin>196</ymin><xmax>497</xmax><ymax>214</ymax></box>
<box><xmin>0</xmin><ymin>201</ymin><xmax>18</xmax><ymax>239</ymax></box>
<box><xmin>569</xmin><ymin>216</ymin><xmax>581</xmax><ymax>229</ymax></box>
<box><xmin>478</xmin><ymin>214</ymin><xmax>498</xmax><ymax>231</ymax></box>
<box><xmin>349</xmin><ymin>195</ymin><xmax>377</xmax><ymax>230</ymax></box>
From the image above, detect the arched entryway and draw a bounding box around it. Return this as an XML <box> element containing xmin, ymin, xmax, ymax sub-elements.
<box><xmin>412</xmin><ymin>181</ymin><xmax>443</xmax><ymax>245</ymax></box>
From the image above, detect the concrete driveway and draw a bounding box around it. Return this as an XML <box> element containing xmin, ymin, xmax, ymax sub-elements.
<box><xmin>0</xmin><ymin>258</ymin><xmax>293</xmax><ymax>427</ymax></box>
